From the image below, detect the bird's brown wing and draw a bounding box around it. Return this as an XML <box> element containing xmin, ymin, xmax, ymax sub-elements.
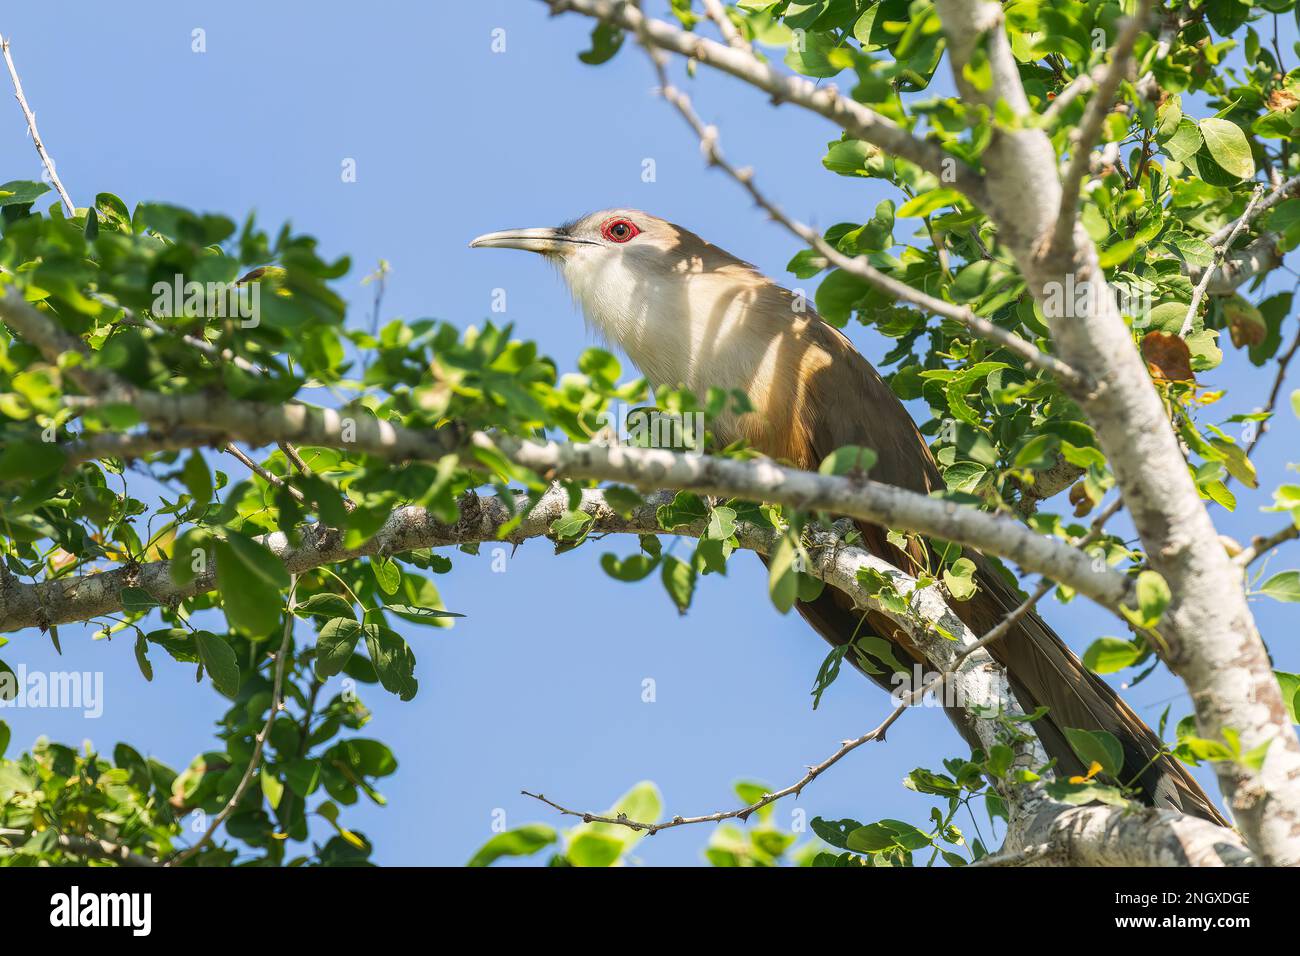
<box><xmin>782</xmin><ymin>320</ymin><xmax>1226</xmax><ymax>824</ymax></box>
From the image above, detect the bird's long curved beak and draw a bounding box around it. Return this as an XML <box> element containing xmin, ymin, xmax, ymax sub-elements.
<box><xmin>469</xmin><ymin>227</ymin><xmax>586</xmax><ymax>254</ymax></box>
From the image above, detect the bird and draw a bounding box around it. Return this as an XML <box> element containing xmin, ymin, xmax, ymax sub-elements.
<box><xmin>470</xmin><ymin>208</ymin><xmax>1226</xmax><ymax>824</ymax></box>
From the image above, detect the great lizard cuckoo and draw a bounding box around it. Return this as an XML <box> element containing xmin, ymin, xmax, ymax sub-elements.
<box><xmin>471</xmin><ymin>208</ymin><xmax>1224</xmax><ymax>824</ymax></box>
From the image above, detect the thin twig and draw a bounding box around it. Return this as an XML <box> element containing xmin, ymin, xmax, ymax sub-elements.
<box><xmin>277</xmin><ymin>439</ymin><xmax>356</xmax><ymax>511</ymax></box>
<box><xmin>1181</xmin><ymin>184</ymin><xmax>1266</xmax><ymax>337</ymax></box>
<box><xmin>1206</xmin><ymin>173</ymin><xmax>1300</xmax><ymax>247</ymax></box>
<box><xmin>226</xmin><ymin>443</ymin><xmax>308</xmax><ymax>503</ymax></box>
<box><xmin>279</xmin><ymin>441</ymin><xmax>315</xmax><ymax>478</ymax></box>
<box><xmin>1051</xmin><ymin>0</ymin><xmax>1153</xmax><ymax>253</ymax></box>
<box><xmin>637</xmin><ymin>35</ymin><xmax>1087</xmax><ymax>389</ymax></box>
<box><xmin>168</xmin><ymin>577</ymin><xmax>299</xmax><ymax>866</ymax></box>
<box><xmin>0</xmin><ymin>33</ymin><xmax>75</xmax><ymax>216</ymax></box>
<box><xmin>523</xmin><ymin>679</ymin><xmax>927</xmax><ymax>835</ymax></box>
<box><xmin>1235</xmin><ymin>522</ymin><xmax>1300</xmax><ymax>568</ymax></box>
<box><xmin>700</xmin><ymin>0</ymin><xmax>747</xmax><ymax>50</ymax></box>
<box><xmin>1243</xmin><ymin>319</ymin><xmax>1300</xmax><ymax>461</ymax></box>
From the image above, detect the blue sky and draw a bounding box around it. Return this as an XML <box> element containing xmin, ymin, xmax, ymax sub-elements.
<box><xmin>1</xmin><ymin>1</ymin><xmax>1297</xmax><ymax>865</ymax></box>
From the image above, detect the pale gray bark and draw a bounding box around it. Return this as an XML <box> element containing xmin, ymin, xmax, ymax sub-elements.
<box><xmin>933</xmin><ymin>0</ymin><xmax>1300</xmax><ymax>865</ymax></box>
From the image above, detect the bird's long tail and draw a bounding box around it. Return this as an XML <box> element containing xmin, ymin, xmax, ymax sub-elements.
<box><xmin>791</xmin><ymin>553</ymin><xmax>1228</xmax><ymax>825</ymax></box>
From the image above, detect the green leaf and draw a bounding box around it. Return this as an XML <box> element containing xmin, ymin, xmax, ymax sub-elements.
<box><xmin>768</xmin><ymin>537</ymin><xmax>800</xmax><ymax>614</ymax></box>
<box><xmin>656</xmin><ymin>491</ymin><xmax>709</xmax><ymax>531</ymax></box>
<box><xmin>295</xmin><ymin>593</ymin><xmax>356</xmax><ymax>621</ymax></box>
<box><xmin>986</xmin><ymin>744</ymin><xmax>1014</xmax><ymax>778</ymax></box>
<box><xmin>550</xmin><ymin>509</ymin><xmax>594</xmax><ymax>541</ymax></box>
<box><xmin>467</xmin><ymin>824</ymin><xmax>557</xmax><ymax>867</ymax></box>
<box><xmin>1063</xmin><ymin>727</ymin><xmax>1124</xmax><ymax>779</ymax></box>
<box><xmin>1199</xmin><ymin>118</ymin><xmax>1255</xmax><ymax>179</ymax></box>
<box><xmin>706</xmin><ymin>505</ymin><xmax>738</xmax><ymax>540</ymax></box>
<box><xmin>600</xmin><ymin>552</ymin><xmax>659</xmax><ymax>582</ymax></box>
<box><xmin>284</xmin><ymin>758</ymin><xmax>321</xmax><ymax>797</ymax></box>
<box><xmin>1162</xmin><ymin>118</ymin><xmax>1203</xmax><ymax>163</ymax></box>
<box><xmin>896</xmin><ymin>188</ymin><xmax>964</xmax><ymax>219</ymax></box>
<box><xmin>942</xmin><ymin>557</ymin><xmax>977</xmax><ymax>601</ymax></box>
<box><xmin>214</xmin><ymin>532</ymin><xmax>290</xmax><ymax>636</ymax></box>
<box><xmin>133</xmin><ymin>633</ymin><xmax>153</xmax><ymax>682</ymax></box>
<box><xmin>371</xmin><ymin>556</ymin><xmax>401</xmax><ymax>595</ymax></box>
<box><xmin>365</xmin><ymin>627</ymin><xmax>418</xmax><ymax>701</ymax></box>
<box><xmin>1083</xmin><ymin>637</ymin><xmax>1142</xmax><ymax>674</ymax></box>
<box><xmin>942</xmin><ymin>461</ymin><xmax>987</xmax><ymax>493</ymax></box>
<box><xmin>193</xmin><ymin>631</ymin><xmax>241</xmax><ymax>697</ymax></box>
<box><xmin>1210</xmin><ymin>439</ymin><xmax>1256</xmax><ymax>489</ymax></box>
<box><xmin>384</xmin><ymin>604</ymin><xmax>463</xmax><ymax>626</ymax></box>
<box><xmin>120</xmin><ymin>586</ymin><xmax>158</xmax><ymax>613</ymax></box>
<box><xmin>660</xmin><ymin>555</ymin><xmax>696</xmax><ymax>614</ymax></box>
<box><xmin>0</xmin><ymin>440</ymin><xmax>65</xmax><ymax>481</ymax></box>
<box><xmin>1274</xmin><ymin>671</ymin><xmax>1300</xmax><ymax>724</ymax></box>
<box><xmin>784</xmin><ymin>30</ymin><xmax>845</xmax><ymax>78</ymax></box>
<box><xmin>261</xmin><ymin>771</ymin><xmax>284</xmax><ymax>810</ymax></box>
<box><xmin>315</xmin><ymin>618</ymin><xmax>365</xmax><ymax>679</ymax></box>
<box><xmin>181</xmin><ymin>452</ymin><xmax>213</xmax><ymax>505</ymax></box>
<box><xmin>0</xmin><ymin>180</ymin><xmax>50</xmax><ymax>207</ymax></box>
<box><xmin>1121</xmin><ymin>570</ymin><xmax>1171</xmax><ymax>629</ymax></box>
<box><xmin>950</xmin><ymin>260</ymin><xmax>1012</xmax><ymax>304</ymax></box>
<box><xmin>819</xmin><ymin>445</ymin><xmax>878</xmax><ymax>476</ymax></box>
<box><xmin>601</xmin><ymin>484</ymin><xmax>643</xmax><ymax>517</ymax></box>
<box><xmin>578</xmin><ymin>348</ymin><xmax>621</xmax><ymax>387</ymax></box>
<box><xmin>814</xmin><ymin>268</ymin><xmax>871</xmax><ymax>326</ymax></box>
<box><xmin>1012</xmin><ymin>433</ymin><xmax>1060</xmax><ymax>470</ymax></box>
<box><xmin>845</xmin><ymin>823</ymin><xmax>900</xmax><ymax>853</ymax></box>
<box><xmin>577</xmin><ymin>21</ymin><xmax>624</xmax><ymax>64</ymax></box>
<box><xmin>566</xmin><ymin>781</ymin><xmax>662</xmax><ymax>866</ymax></box>
<box><xmin>1097</xmin><ymin>237</ymin><xmax>1137</xmax><ymax>268</ymax></box>
<box><xmin>1259</xmin><ymin>570</ymin><xmax>1300</xmax><ymax>602</ymax></box>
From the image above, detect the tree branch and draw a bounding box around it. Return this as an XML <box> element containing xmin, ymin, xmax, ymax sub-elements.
<box><xmin>0</xmin><ymin>33</ymin><xmax>75</xmax><ymax>216</ymax></box>
<box><xmin>1181</xmin><ymin>184</ymin><xmax>1266</xmax><ymax>337</ymax></box>
<box><xmin>1235</xmin><ymin>521</ymin><xmax>1300</xmax><ymax>569</ymax></box>
<box><xmin>522</xmin><ymin>691</ymin><xmax>914</xmax><ymax>835</ymax></box>
<box><xmin>543</xmin><ymin>0</ymin><xmax>988</xmax><ymax>207</ymax></box>
<box><xmin>699</xmin><ymin>0</ymin><xmax>747</xmax><ymax>52</ymax></box>
<box><xmin>1206</xmin><ymin>172</ymin><xmax>1300</xmax><ymax>247</ymax></box>
<box><xmin>1243</xmin><ymin>319</ymin><xmax>1300</xmax><ymax>464</ymax></box>
<box><xmin>1050</xmin><ymin>0</ymin><xmax>1153</xmax><ymax>254</ymax></box>
<box><xmin>0</xmin><ymin>290</ymin><xmax>1134</xmax><ymax>631</ymax></box>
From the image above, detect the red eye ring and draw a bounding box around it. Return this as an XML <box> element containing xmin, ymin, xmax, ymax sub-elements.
<box><xmin>600</xmin><ymin>217</ymin><xmax>640</xmax><ymax>243</ymax></box>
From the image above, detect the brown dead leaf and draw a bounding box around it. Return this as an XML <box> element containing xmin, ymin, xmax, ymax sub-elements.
<box><xmin>1224</xmin><ymin>297</ymin><xmax>1268</xmax><ymax>348</ymax></box>
<box><xmin>1069</xmin><ymin>480</ymin><xmax>1096</xmax><ymax>518</ymax></box>
<box><xmin>1141</xmin><ymin>331</ymin><xmax>1195</xmax><ymax>382</ymax></box>
<box><xmin>1268</xmin><ymin>88</ymin><xmax>1300</xmax><ymax>111</ymax></box>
